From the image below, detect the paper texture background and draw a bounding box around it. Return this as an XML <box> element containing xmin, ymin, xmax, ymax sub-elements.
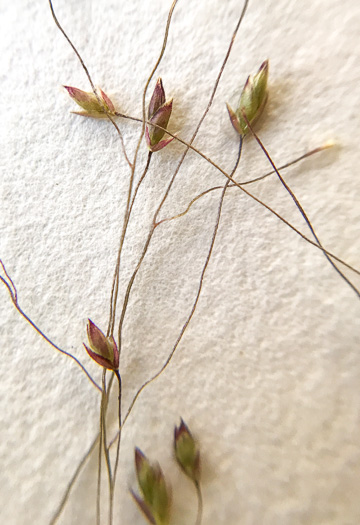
<box><xmin>1</xmin><ymin>0</ymin><xmax>359</xmax><ymax>523</ymax></box>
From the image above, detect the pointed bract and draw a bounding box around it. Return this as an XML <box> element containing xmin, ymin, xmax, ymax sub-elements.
<box><xmin>145</xmin><ymin>128</ymin><xmax>174</xmax><ymax>152</ymax></box>
<box><xmin>151</xmin><ymin>469</ymin><xmax>170</xmax><ymax>525</ymax></box>
<box><xmin>64</xmin><ymin>86</ymin><xmax>116</xmax><ymax>118</ymax></box>
<box><xmin>226</xmin><ymin>60</ymin><xmax>269</xmax><ymax>136</ymax></box>
<box><xmin>146</xmin><ymin>80</ymin><xmax>174</xmax><ymax>153</ymax></box>
<box><xmin>146</xmin><ymin>99</ymin><xmax>173</xmax><ymax>151</ymax></box>
<box><xmin>174</xmin><ymin>418</ymin><xmax>200</xmax><ymax>483</ymax></box>
<box><xmin>148</xmin><ymin>78</ymin><xmax>166</xmax><ymax>119</ymax></box>
<box><xmin>130</xmin><ymin>490</ymin><xmax>156</xmax><ymax>524</ymax></box>
<box><xmin>135</xmin><ymin>447</ymin><xmax>157</xmax><ymax>504</ymax></box>
<box><xmin>253</xmin><ymin>60</ymin><xmax>269</xmax><ymax>106</ymax></box>
<box><xmin>83</xmin><ymin>344</ymin><xmax>115</xmax><ymax>370</ymax></box>
<box><xmin>226</xmin><ymin>103</ymin><xmax>242</xmax><ymax>135</ymax></box>
<box><xmin>133</xmin><ymin>448</ymin><xmax>171</xmax><ymax>525</ymax></box>
<box><xmin>99</xmin><ymin>88</ymin><xmax>115</xmax><ymax>113</ymax></box>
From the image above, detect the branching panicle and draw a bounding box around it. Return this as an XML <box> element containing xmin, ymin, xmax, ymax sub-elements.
<box><xmin>2</xmin><ymin>1</ymin><xmax>358</xmax><ymax>525</ymax></box>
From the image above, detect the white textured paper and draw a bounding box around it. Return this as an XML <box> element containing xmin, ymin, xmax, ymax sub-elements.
<box><xmin>1</xmin><ymin>1</ymin><xmax>360</xmax><ymax>524</ymax></box>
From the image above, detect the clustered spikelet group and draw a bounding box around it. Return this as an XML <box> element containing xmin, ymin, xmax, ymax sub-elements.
<box><xmin>64</xmin><ymin>59</ymin><xmax>269</xmax><ymax>153</ymax></box>
<box><xmin>131</xmin><ymin>420</ymin><xmax>201</xmax><ymax>524</ymax></box>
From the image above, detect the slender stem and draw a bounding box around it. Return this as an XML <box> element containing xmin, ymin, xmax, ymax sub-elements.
<box><xmin>96</xmin><ymin>374</ymin><xmax>105</xmax><ymax>525</ymax></box>
<box><xmin>105</xmin><ymin>141</ymin><xmax>149</xmax><ymax>519</ymax></box>
<box><xmin>108</xmin><ymin>0</ymin><xmax>178</xmax><ymax>340</ymax></box>
<box><xmin>157</xmin><ymin>145</ymin><xmax>327</xmax><ymax>225</ymax></box>
<box><xmin>108</xmin><ymin>370</ymin><xmax>122</xmax><ymax>523</ymax></box>
<box><xmin>49</xmin><ymin>0</ymin><xmax>359</xmax><ymax>302</ymax></box>
<box><xmin>114</xmin><ymin>111</ymin><xmax>360</xmax><ymax>278</ymax></box>
<box><xmin>0</xmin><ymin>258</ymin><xmax>17</xmax><ymax>301</ymax></box>
<box><xmin>130</xmin><ymin>0</ymin><xmax>178</xmax><ymax>184</ymax></box>
<box><xmin>140</xmin><ymin>125</ymin><xmax>360</xmax><ymax>276</ymax></box>
<box><xmin>50</xmin><ymin>375</ymin><xmax>115</xmax><ymax>524</ymax></box>
<box><xmin>99</xmin><ymin>373</ymin><xmax>113</xmax><ymax>525</ymax></box>
<box><xmin>128</xmin><ymin>152</ymin><xmax>153</xmax><ymax>219</ymax></box>
<box><xmin>243</xmin><ymin>115</ymin><xmax>360</xmax><ymax>298</ymax></box>
<box><xmin>121</xmin><ymin>137</ymin><xmax>242</xmax><ymax>428</ymax></box>
<box><xmin>0</xmin><ymin>261</ymin><xmax>101</xmax><ymax>392</ymax></box>
<box><xmin>108</xmin><ymin>138</ymin><xmax>242</xmax><ymax>448</ymax></box>
<box><xmin>117</xmin><ymin>109</ymin><xmax>333</xmax><ymax>189</ymax></box>
<box><xmin>194</xmin><ymin>481</ymin><xmax>203</xmax><ymax>525</ymax></box>
<box><xmin>239</xmin><ymin>144</ymin><xmax>334</xmax><ymax>186</ymax></box>
<box><xmin>117</xmin><ymin>0</ymin><xmax>250</xmax><ymax>358</ymax></box>
<box><xmin>185</xmin><ymin>142</ymin><xmax>241</xmax><ymax>525</ymax></box>
<box><xmin>39</xmin><ymin>1</ymin><xmax>358</xmax><ymax>522</ymax></box>
<box><xmin>48</xmin><ymin>0</ymin><xmax>176</xmax><ymax>340</ymax></box>
<box><xmin>48</xmin><ymin>8</ymin><xmax>177</xmax><ymax>520</ymax></box>
<box><xmin>49</xmin><ymin>435</ymin><xmax>99</xmax><ymax>525</ymax></box>
<box><xmin>98</xmin><ymin>370</ymin><xmax>116</xmax><ymax>525</ymax></box>
<box><xmin>108</xmin><ymin>151</ymin><xmax>153</xmax><ymax>340</ymax></box>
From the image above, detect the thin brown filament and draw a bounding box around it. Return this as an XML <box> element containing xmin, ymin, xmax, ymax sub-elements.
<box><xmin>114</xmin><ymin>126</ymin><xmax>359</xmax><ymax>361</ymax></box>
<box><xmin>239</xmin><ymin>144</ymin><xmax>334</xmax><ymax>185</ymax></box>
<box><xmin>97</xmin><ymin>377</ymin><xmax>105</xmax><ymax>525</ymax></box>
<box><xmin>194</xmin><ymin>481</ymin><xmax>203</xmax><ymax>525</ymax></box>
<box><xmin>104</xmin><ymin>10</ymin><xmax>181</xmax><ymax>508</ymax></box>
<box><xmin>157</xmin><ymin>145</ymin><xmax>328</xmax><ymax>224</ymax></box>
<box><xmin>98</xmin><ymin>369</ymin><xmax>116</xmax><ymax>524</ymax></box>
<box><xmin>142</xmin><ymin>124</ymin><xmax>360</xmax><ymax>277</ymax></box>
<box><xmin>97</xmin><ymin>5</ymin><xmax>180</xmax><ymax>522</ymax></box>
<box><xmin>50</xmin><ymin>376</ymin><xmax>116</xmax><ymax>525</ymax></box>
<box><xmin>109</xmin><ymin>370</ymin><xmax>122</xmax><ymax>521</ymax></box>
<box><xmin>113</xmin><ymin>111</ymin><xmax>360</xmax><ymax>278</ymax></box>
<box><xmin>117</xmin><ymin>0</ymin><xmax>251</xmax><ymax>357</ymax></box>
<box><xmin>128</xmin><ymin>152</ymin><xmax>153</xmax><ymax>219</ymax></box>
<box><xmin>115</xmin><ymin>114</ymin><xmax>332</xmax><ymax>186</ymax></box>
<box><xmin>121</xmin><ymin>137</ymin><xmax>243</xmax><ymax>430</ymax></box>
<box><xmin>108</xmin><ymin>151</ymin><xmax>153</xmax><ymax>339</ymax></box>
<box><xmin>108</xmin><ymin>0</ymin><xmax>178</xmax><ymax>341</ymax></box>
<box><xmin>31</xmin><ymin>1</ymin><xmax>358</xmax><ymax>523</ymax></box>
<box><xmin>0</xmin><ymin>260</ymin><xmax>101</xmax><ymax>392</ymax></box>
<box><xmin>243</xmin><ymin>114</ymin><xmax>360</xmax><ymax>297</ymax></box>
<box><xmin>49</xmin><ymin>435</ymin><xmax>99</xmax><ymax>525</ymax></box>
<box><xmin>132</xmin><ymin>0</ymin><xmax>179</xmax><ymax>180</ymax></box>
<box><xmin>0</xmin><ymin>258</ymin><xmax>17</xmax><ymax>301</ymax></box>
<box><xmin>102</xmin><ymin>373</ymin><xmax>113</xmax><ymax>525</ymax></box>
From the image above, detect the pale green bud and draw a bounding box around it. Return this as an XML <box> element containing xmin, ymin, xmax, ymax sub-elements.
<box><xmin>174</xmin><ymin>419</ymin><xmax>200</xmax><ymax>483</ymax></box>
<box><xmin>227</xmin><ymin>60</ymin><xmax>269</xmax><ymax>136</ymax></box>
<box><xmin>132</xmin><ymin>448</ymin><xmax>171</xmax><ymax>525</ymax></box>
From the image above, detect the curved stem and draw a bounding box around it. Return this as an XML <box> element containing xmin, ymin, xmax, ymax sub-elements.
<box><xmin>121</xmin><ymin>137</ymin><xmax>242</xmax><ymax>428</ymax></box>
<box><xmin>108</xmin><ymin>0</ymin><xmax>178</xmax><ymax>342</ymax></box>
<box><xmin>108</xmin><ymin>151</ymin><xmax>153</xmax><ymax>341</ymax></box>
<box><xmin>49</xmin><ymin>435</ymin><xmax>99</xmax><ymax>525</ymax></box>
<box><xmin>128</xmin><ymin>152</ymin><xmax>153</xmax><ymax>219</ymax></box>
<box><xmin>131</xmin><ymin>0</ymin><xmax>178</xmax><ymax>176</ymax></box>
<box><xmin>114</xmin><ymin>111</ymin><xmax>360</xmax><ymax>279</ymax></box>
<box><xmin>243</xmin><ymin>114</ymin><xmax>360</xmax><ymax>298</ymax></box>
<box><xmin>116</xmin><ymin>0</ymin><xmax>250</xmax><ymax>360</ymax></box>
<box><xmin>194</xmin><ymin>481</ymin><xmax>203</xmax><ymax>525</ymax></box>
<box><xmin>0</xmin><ymin>261</ymin><xmax>101</xmax><ymax>392</ymax></box>
<box><xmin>99</xmin><ymin>373</ymin><xmax>113</xmax><ymax>525</ymax></box>
<box><xmin>96</xmin><ymin>375</ymin><xmax>105</xmax><ymax>525</ymax></box>
<box><xmin>109</xmin><ymin>370</ymin><xmax>122</xmax><ymax>524</ymax></box>
<box><xmin>157</xmin><ymin>146</ymin><xmax>332</xmax><ymax>224</ymax></box>
<box><xmin>141</xmin><ymin>125</ymin><xmax>360</xmax><ymax>276</ymax></box>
